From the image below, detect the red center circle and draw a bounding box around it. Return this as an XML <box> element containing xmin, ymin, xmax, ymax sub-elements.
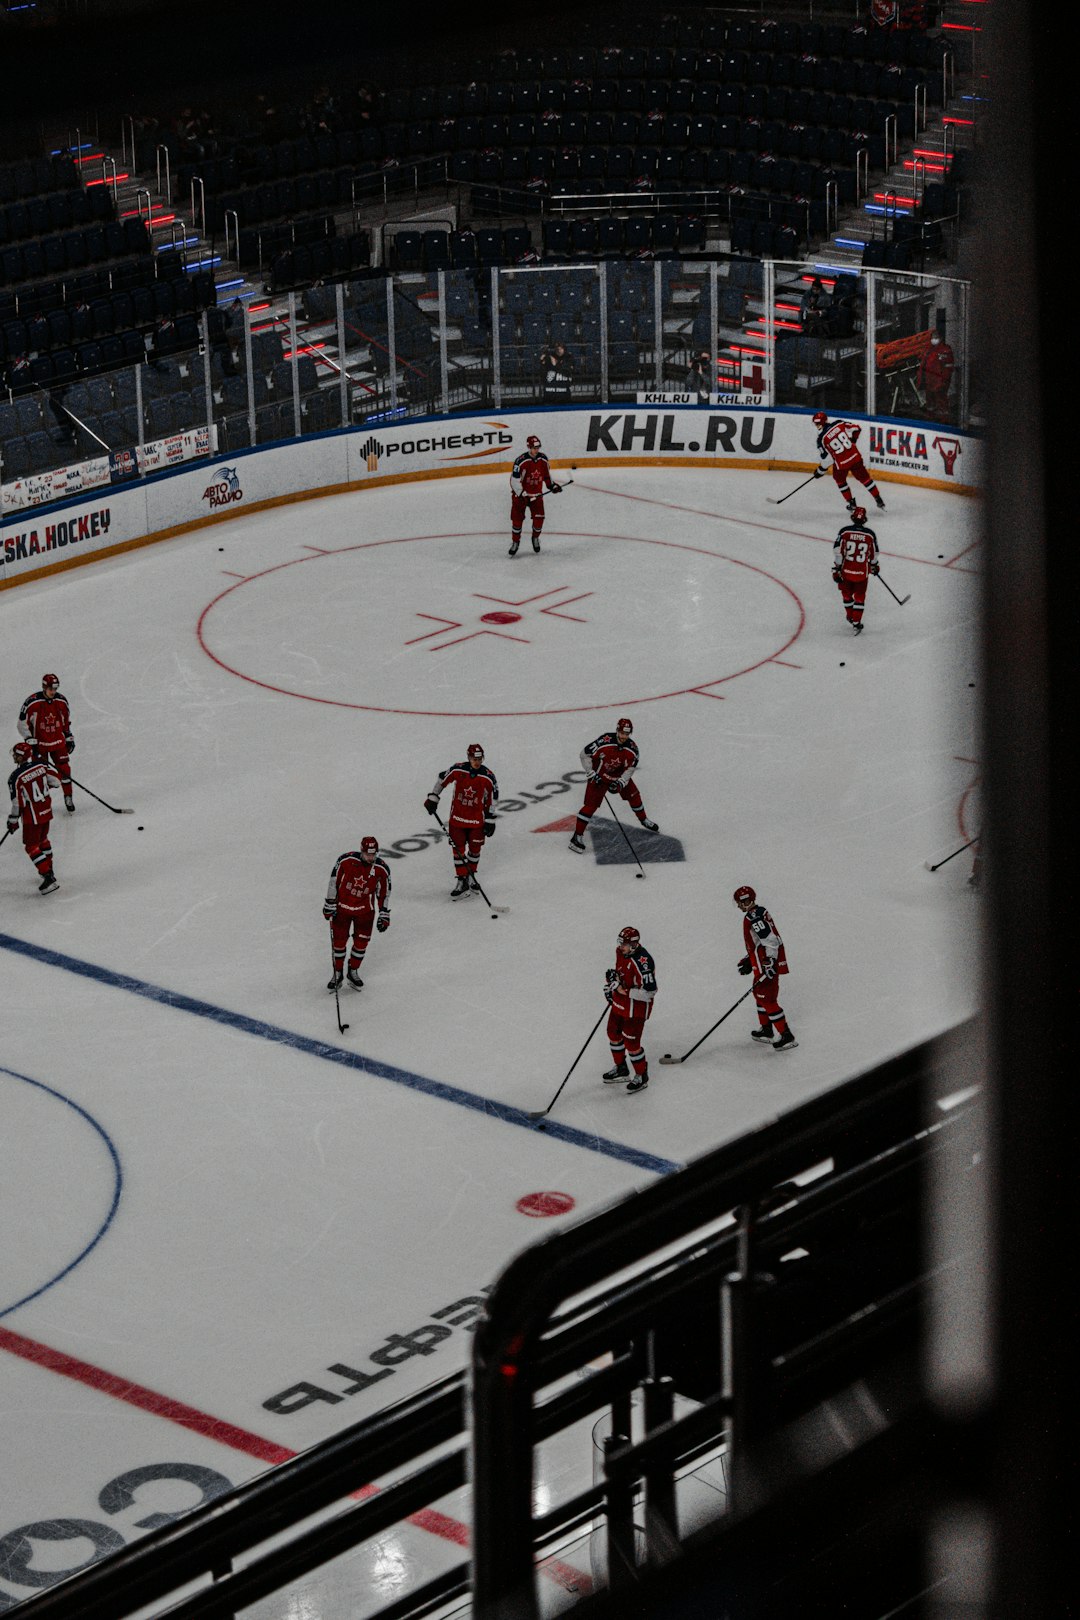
<box><xmin>516</xmin><ymin>1191</ymin><xmax>577</xmax><ymax>1218</ymax></box>
<box><xmin>197</xmin><ymin>531</ymin><xmax>805</xmax><ymax>717</ymax></box>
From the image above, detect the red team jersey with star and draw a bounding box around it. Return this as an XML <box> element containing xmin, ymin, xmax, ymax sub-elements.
<box><xmin>816</xmin><ymin>420</ymin><xmax>864</xmax><ymax>472</ymax></box>
<box><xmin>511</xmin><ymin>452</ymin><xmax>554</xmax><ymax>497</ymax></box>
<box><xmin>610</xmin><ymin>945</ymin><xmax>658</xmax><ymax>1020</ymax></box>
<box><xmin>431</xmin><ymin>763</ymin><xmax>499</xmax><ymax>828</ymax></box>
<box><xmin>8</xmin><ymin>760</ymin><xmax>61</xmax><ymax>828</ymax></box>
<box><xmin>325</xmin><ymin>853</ymin><xmax>392</xmax><ymax>915</ymax></box>
<box><xmin>581</xmin><ymin>733</ymin><xmax>640</xmax><ymax>785</ymax></box>
<box><xmin>18</xmin><ymin>690</ymin><xmax>71</xmax><ymax>749</ymax></box>
<box><xmin>742</xmin><ymin>905</ymin><xmax>789</xmax><ymax>977</ymax></box>
<box><xmin>833</xmin><ymin>521</ymin><xmax>879</xmax><ymax>581</ymax></box>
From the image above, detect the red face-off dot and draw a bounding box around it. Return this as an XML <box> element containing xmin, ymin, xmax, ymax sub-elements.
<box><xmin>516</xmin><ymin>1191</ymin><xmax>576</xmax><ymax>1218</ymax></box>
<box><xmin>480</xmin><ymin>611</ymin><xmax>523</xmax><ymax>624</ymax></box>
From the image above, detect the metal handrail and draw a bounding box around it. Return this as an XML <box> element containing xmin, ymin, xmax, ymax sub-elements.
<box><xmin>135</xmin><ymin>186</ymin><xmax>153</xmax><ymax>228</ymax></box>
<box><xmin>915</xmin><ymin>82</ymin><xmax>927</xmax><ymax>136</ymax></box>
<box><xmin>884</xmin><ymin>112</ymin><xmax>898</xmax><ymax>170</ymax></box>
<box><xmin>190</xmin><ymin>175</ymin><xmax>206</xmax><ymax>239</ymax></box>
<box><xmin>101</xmin><ymin>155</ymin><xmax>118</xmax><ymax>204</ymax></box>
<box><xmin>224</xmin><ymin>208</ymin><xmax>240</xmax><ymax>262</ymax></box>
<box><xmin>855</xmin><ymin>147</ymin><xmax>869</xmax><ymax>201</ymax></box>
<box><xmin>155</xmin><ymin>143</ymin><xmax>172</xmax><ymax>204</ymax></box>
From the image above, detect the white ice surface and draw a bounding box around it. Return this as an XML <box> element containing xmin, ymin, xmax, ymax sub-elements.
<box><xmin>0</xmin><ymin>465</ymin><xmax>981</xmax><ymax>1609</ymax></box>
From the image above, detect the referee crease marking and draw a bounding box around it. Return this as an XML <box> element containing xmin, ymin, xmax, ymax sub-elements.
<box><xmin>0</xmin><ymin>932</ymin><xmax>680</xmax><ymax>1178</ymax></box>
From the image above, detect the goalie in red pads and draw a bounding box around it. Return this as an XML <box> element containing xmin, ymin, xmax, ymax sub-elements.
<box><xmin>509</xmin><ymin>434</ymin><xmax>561</xmax><ymax>556</ymax></box>
<box><xmin>602</xmin><ymin>925</ymin><xmax>657</xmax><ymax>1094</ymax></box>
<box><xmin>425</xmin><ymin>743</ymin><xmax>499</xmax><ymax>899</ymax></box>
<box><xmin>569</xmin><ymin>718</ymin><xmax>659</xmax><ymax>853</ymax></box>
<box><xmin>734</xmin><ymin>885</ymin><xmax>797</xmax><ymax>1050</ymax></box>
<box><xmin>812</xmin><ymin>413</ymin><xmax>885</xmax><ymax>516</ymax></box>
<box><xmin>324</xmin><ymin>837</ymin><xmax>391</xmax><ymax>990</ymax></box>
<box><xmin>832</xmin><ymin>507</ymin><xmax>880</xmax><ymax>634</ymax></box>
<box><xmin>7</xmin><ymin>742</ymin><xmax>62</xmax><ymax>894</ymax></box>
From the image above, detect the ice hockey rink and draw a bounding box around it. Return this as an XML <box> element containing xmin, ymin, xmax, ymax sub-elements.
<box><xmin>0</xmin><ymin>457</ymin><xmax>981</xmax><ymax>1613</ymax></box>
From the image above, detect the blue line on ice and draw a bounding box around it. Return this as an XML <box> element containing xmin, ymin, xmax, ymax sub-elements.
<box><xmin>0</xmin><ymin>934</ymin><xmax>681</xmax><ymax>1177</ymax></box>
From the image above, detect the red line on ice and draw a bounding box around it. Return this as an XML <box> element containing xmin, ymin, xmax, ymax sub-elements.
<box><xmin>0</xmin><ymin>1325</ymin><xmax>591</xmax><ymax>1594</ymax></box>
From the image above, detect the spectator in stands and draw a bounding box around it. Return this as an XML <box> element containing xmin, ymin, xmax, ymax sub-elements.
<box><xmin>5</xmin><ymin>353</ymin><xmax>32</xmax><ymax>394</ymax></box>
<box><xmin>685</xmin><ymin>350</ymin><xmax>713</xmax><ymax>402</ymax></box>
<box><xmin>824</xmin><ymin>291</ymin><xmax>857</xmax><ymax>340</ymax></box>
<box><xmin>540</xmin><ymin>342</ymin><xmax>574</xmax><ymax>404</ymax></box>
<box><xmin>801</xmin><ymin>277</ymin><xmax>828</xmax><ymax>334</ymax></box>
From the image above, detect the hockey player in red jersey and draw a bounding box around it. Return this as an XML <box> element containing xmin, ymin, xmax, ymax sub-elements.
<box><xmin>832</xmin><ymin>506</ymin><xmax>880</xmax><ymax>634</ymax></box>
<box><xmin>734</xmin><ymin>885</ymin><xmax>797</xmax><ymax>1050</ymax></box>
<box><xmin>568</xmin><ymin>718</ymin><xmax>659</xmax><ymax>853</ymax></box>
<box><xmin>812</xmin><ymin>413</ymin><xmax>885</xmax><ymax>515</ymax></box>
<box><xmin>602</xmin><ymin>925</ymin><xmax>657</xmax><ymax>1094</ymax></box>
<box><xmin>18</xmin><ymin>674</ymin><xmax>75</xmax><ymax>811</ymax></box>
<box><xmin>425</xmin><ymin>743</ymin><xmax>499</xmax><ymax>899</ymax></box>
<box><xmin>7</xmin><ymin>742</ymin><xmax>62</xmax><ymax>894</ymax></box>
<box><xmin>323</xmin><ymin>837</ymin><xmax>391</xmax><ymax>990</ymax></box>
<box><xmin>509</xmin><ymin>434</ymin><xmax>562</xmax><ymax>556</ymax></box>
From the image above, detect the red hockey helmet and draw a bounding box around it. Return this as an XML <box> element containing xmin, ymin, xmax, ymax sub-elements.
<box><xmin>733</xmin><ymin>885</ymin><xmax>756</xmax><ymax>909</ymax></box>
<box><xmin>360</xmin><ymin>837</ymin><xmax>379</xmax><ymax>859</ymax></box>
<box><xmin>851</xmin><ymin>505</ymin><xmax>867</xmax><ymax>525</ymax></box>
<box><xmin>812</xmin><ymin>412</ymin><xmax>827</xmax><ymax>428</ymax></box>
<box><xmin>467</xmin><ymin>742</ymin><xmax>485</xmax><ymax>761</ymax></box>
<box><xmin>617</xmin><ymin>926</ymin><xmax>641</xmax><ymax>951</ymax></box>
<box><xmin>12</xmin><ymin>742</ymin><xmax>33</xmax><ymax>764</ymax></box>
<box><xmin>42</xmin><ymin>673</ymin><xmax>59</xmax><ymax>690</ymax></box>
<box><xmin>525</xmin><ymin>435</ymin><xmax>542</xmax><ymax>450</ymax></box>
<box><xmin>616</xmin><ymin>717</ymin><xmax>633</xmax><ymax>735</ymax></box>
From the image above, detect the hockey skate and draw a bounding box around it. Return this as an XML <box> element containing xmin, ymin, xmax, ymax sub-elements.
<box><xmin>469</xmin><ymin>873</ymin><xmax>482</xmax><ymax>892</ymax></box>
<box><xmin>346</xmin><ymin>968</ymin><xmax>364</xmax><ymax>990</ymax></box>
<box><xmin>531</xmin><ymin>533</ymin><xmax>541</xmax><ymax>553</ymax></box>
<box><xmin>626</xmin><ymin>1069</ymin><xmax>649</xmax><ymax>1094</ymax></box>
<box><xmin>851</xmin><ymin>621</ymin><xmax>863</xmax><ymax>635</ymax></box>
<box><xmin>39</xmin><ymin>873</ymin><xmax>59</xmax><ymax>895</ymax></box>
<box><xmin>327</xmin><ymin>970</ymin><xmax>344</xmax><ymax>991</ymax></box>
<box><xmin>874</xmin><ymin>495</ymin><xmax>885</xmax><ymax>510</ymax></box>
<box><xmin>773</xmin><ymin>1030</ymin><xmax>798</xmax><ymax>1051</ymax></box>
<box><xmin>751</xmin><ymin>1024</ymin><xmax>774</xmax><ymax>1042</ymax></box>
<box><xmin>603</xmin><ymin>1062</ymin><xmax>630</xmax><ymax>1083</ymax></box>
<box><xmin>568</xmin><ymin>834</ymin><xmax>586</xmax><ymax>853</ymax></box>
<box><xmin>451</xmin><ymin>876</ymin><xmax>471</xmax><ymax>900</ymax></box>
<box><xmin>639</xmin><ymin>818</ymin><xmax>659</xmax><ymax>832</ymax></box>
<box><xmin>64</xmin><ymin>796</ymin><xmax>75</xmax><ymax>812</ymax></box>
<box><xmin>508</xmin><ymin>540</ymin><xmax>520</xmax><ymax>557</ymax></box>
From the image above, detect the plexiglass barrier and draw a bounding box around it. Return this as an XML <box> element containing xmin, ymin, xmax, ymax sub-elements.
<box><xmin>1</xmin><ymin>258</ymin><xmax>973</xmax><ymax>516</ymax></box>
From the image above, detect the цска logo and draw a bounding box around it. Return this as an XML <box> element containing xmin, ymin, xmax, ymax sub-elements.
<box><xmin>203</xmin><ymin>467</ymin><xmax>243</xmax><ymax>508</ymax></box>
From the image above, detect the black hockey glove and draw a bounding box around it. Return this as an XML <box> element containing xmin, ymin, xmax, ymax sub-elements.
<box><xmin>737</xmin><ymin>956</ymin><xmax>752</xmax><ymax>976</ymax></box>
<box><xmin>6</xmin><ymin>819</ymin><xmax>18</xmax><ymax>836</ymax></box>
<box><xmin>604</xmin><ymin>985</ymin><xmax>614</xmax><ymax>1004</ymax></box>
<box><xmin>758</xmin><ymin>962</ymin><xmax>777</xmax><ymax>982</ymax></box>
<box><xmin>323</xmin><ymin>904</ymin><xmax>336</xmax><ymax>921</ymax></box>
<box><xmin>605</xmin><ymin>967</ymin><xmax>620</xmax><ymax>985</ymax></box>
<box><xmin>424</xmin><ymin>796</ymin><xmax>438</xmax><ymax>815</ymax></box>
<box><xmin>549</xmin><ymin>482</ymin><xmax>562</xmax><ymax>494</ymax></box>
<box><xmin>377</xmin><ymin>911</ymin><xmax>390</xmax><ymax>932</ymax></box>
<box><xmin>813</xmin><ymin>466</ymin><xmax>825</xmax><ymax>479</ymax></box>
<box><xmin>65</xmin><ymin>735</ymin><xmax>75</xmax><ymax>753</ymax></box>
<box><xmin>869</xmin><ymin>561</ymin><xmax>880</xmax><ymax>574</ymax></box>
<box><xmin>483</xmin><ymin>817</ymin><xmax>496</xmax><ymax>837</ymax></box>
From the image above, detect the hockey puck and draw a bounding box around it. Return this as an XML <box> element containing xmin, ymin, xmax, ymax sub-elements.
<box><xmin>840</xmin><ymin>661</ymin><xmax>846</xmax><ymax>667</ymax></box>
<box><xmin>536</xmin><ymin>1121</ymin><xmax>546</xmax><ymax>1131</ymax></box>
<box><xmin>491</xmin><ymin>914</ymin><xmax>499</xmax><ymax>920</ymax></box>
<box><xmin>137</xmin><ymin>825</ymin><xmax>144</xmax><ymax>830</ymax></box>
<box><xmin>663</xmin><ymin>1053</ymin><xmax>672</xmax><ymax>1059</ymax></box>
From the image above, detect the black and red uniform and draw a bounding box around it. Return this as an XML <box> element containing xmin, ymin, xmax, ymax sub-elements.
<box><xmin>324</xmin><ymin>846</ymin><xmax>391</xmax><ymax>984</ymax></box>
<box><xmin>509</xmin><ymin>441</ymin><xmax>560</xmax><ymax>554</ymax></box>
<box><xmin>916</xmin><ymin>334</ymin><xmax>955</xmax><ymax>422</ymax></box>
<box><xmin>7</xmin><ymin>753</ymin><xmax>62</xmax><ymax>892</ymax></box>
<box><xmin>735</xmin><ymin>887</ymin><xmax>796</xmax><ymax>1049</ymax></box>
<box><xmin>19</xmin><ymin>681</ymin><xmax>74</xmax><ymax>808</ymax></box>
<box><xmin>603</xmin><ymin>929</ymin><xmax>657</xmax><ymax>1093</ymax></box>
<box><xmin>570</xmin><ymin>720</ymin><xmax>657</xmax><ymax>849</ymax></box>
<box><xmin>426</xmin><ymin>748</ymin><xmax>499</xmax><ymax>896</ymax></box>
<box><xmin>832</xmin><ymin>511</ymin><xmax>880</xmax><ymax>632</ymax></box>
<box><xmin>814</xmin><ymin>416</ymin><xmax>884</xmax><ymax>514</ymax></box>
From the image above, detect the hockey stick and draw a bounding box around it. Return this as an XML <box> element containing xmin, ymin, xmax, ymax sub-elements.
<box><xmin>331</xmin><ymin>964</ymin><xmax>350</xmax><ymax>1034</ymax></box>
<box><xmin>71</xmin><ymin>775</ymin><xmax>134</xmax><ymax>814</ymax></box>
<box><xmin>428</xmin><ymin>804</ymin><xmax>508</xmax><ymax>913</ymax></box>
<box><xmin>874</xmin><ymin>572</ymin><xmax>910</xmax><ymax>607</ymax></box>
<box><xmin>0</xmin><ymin>827</ymin><xmax>13</xmax><ymax>849</ymax></box>
<box><xmin>925</xmin><ymin>836</ymin><xmax>979</xmax><ymax>873</ymax></box>
<box><xmin>658</xmin><ymin>987</ymin><xmax>754</xmax><ymax>1065</ymax></box>
<box><xmin>767</xmin><ymin>471</ymin><xmax>819</xmax><ymax>506</ymax></box>
<box><xmin>528</xmin><ymin>1005</ymin><xmax>608</xmax><ymax>1122</ymax></box>
<box><xmin>603</xmin><ymin>793</ymin><xmax>647</xmax><ymax>880</ymax></box>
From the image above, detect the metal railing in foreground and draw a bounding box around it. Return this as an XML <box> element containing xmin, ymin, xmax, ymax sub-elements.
<box><xmin>7</xmin><ymin>1027</ymin><xmax>976</xmax><ymax>1619</ymax></box>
